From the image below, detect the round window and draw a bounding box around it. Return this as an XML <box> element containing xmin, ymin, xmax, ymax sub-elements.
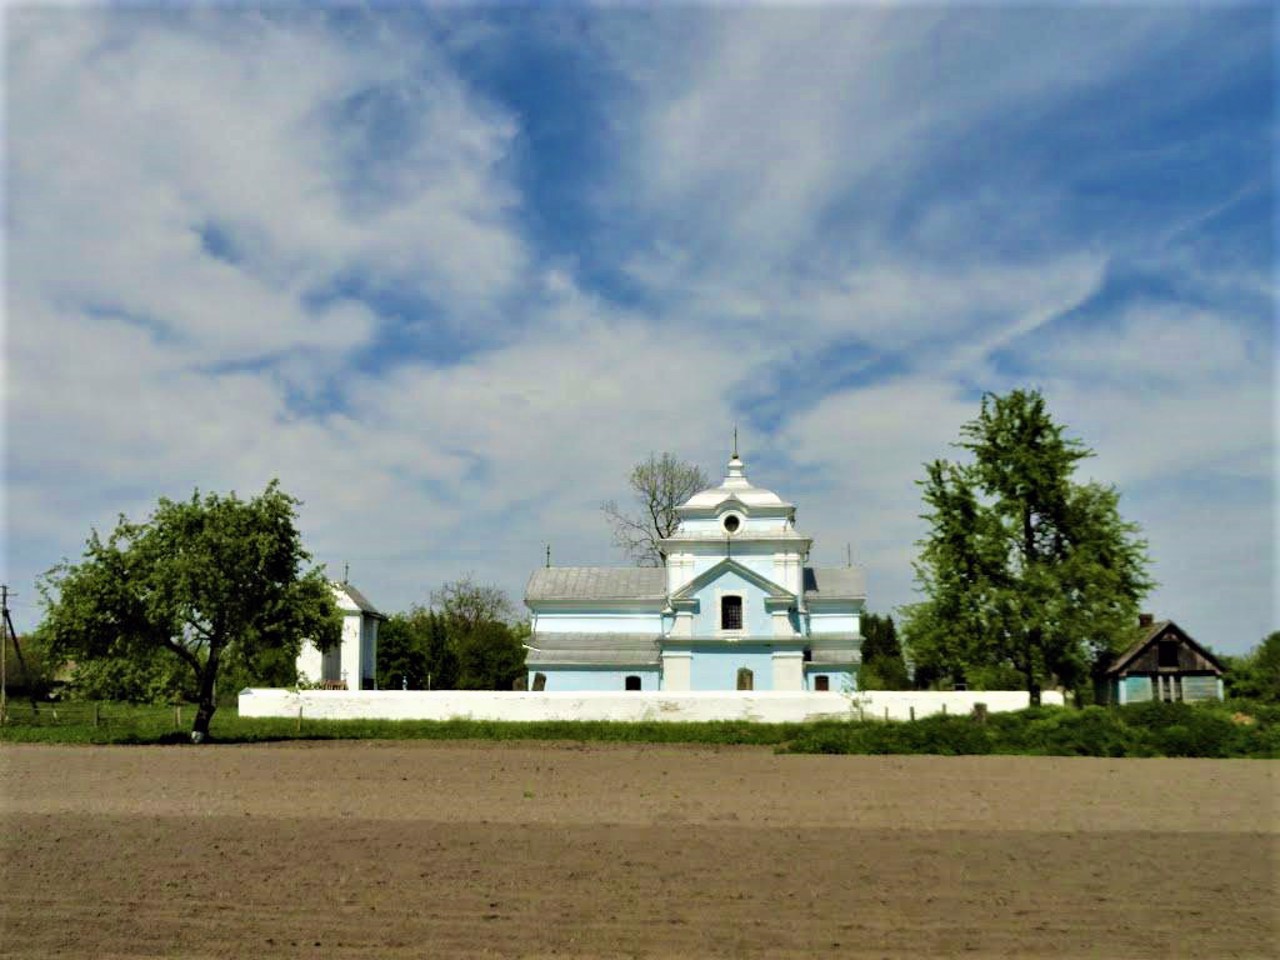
<box><xmin>722</xmin><ymin>514</ymin><xmax>741</xmax><ymax>534</ymax></box>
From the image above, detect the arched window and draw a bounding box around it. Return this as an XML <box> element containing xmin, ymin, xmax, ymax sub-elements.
<box><xmin>625</xmin><ymin>675</ymin><xmax>642</xmax><ymax>691</ymax></box>
<box><xmin>814</xmin><ymin>675</ymin><xmax>830</xmax><ymax>692</ymax></box>
<box><xmin>721</xmin><ymin>595</ymin><xmax>743</xmax><ymax>630</ymax></box>
<box><xmin>736</xmin><ymin>667</ymin><xmax>754</xmax><ymax>691</ymax></box>
<box><xmin>532</xmin><ymin>672</ymin><xmax>547</xmax><ymax>692</ymax></box>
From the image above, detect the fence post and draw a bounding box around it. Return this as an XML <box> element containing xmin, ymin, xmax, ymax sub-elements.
<box><xmin>909</xmin><ymin>706</ymin><xmax>915</xmax><ymax>722</ymax></box>
<box><xmin>94</xmin><ymin>702</ymin><xmax>101</xmax><ymax>728</ymax></box>
<box><xmin>296</xmin><ymin>703</ymin><xmax>303</xmax><ymax>734</ymax></box>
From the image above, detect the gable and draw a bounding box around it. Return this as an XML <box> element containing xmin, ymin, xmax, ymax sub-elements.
<box><xmin>1108</xmin><ymin>621</ymin><xmax>1225</xmax><ymax>675</ymax></box>
<box><xmin>669</xmin><ymin>557</ymin><xmax>793</xmax><ymax>604</ymax></box>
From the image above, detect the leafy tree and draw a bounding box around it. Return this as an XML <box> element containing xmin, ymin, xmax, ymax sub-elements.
<box><xmin>2</xmin><ymin>626</ymin><xmax>58</xmax><ymax>699</ymax></box>
<box><xmin>377</xmin><ymin>606</ymin><xmax>459</xmax><ymax>690</ymax></box>
<box><xmin>903</xmin><ymin>389</ymin><xmax>1153</xmax><ymax>705</ymax></box>
<box><xmin>602</xmin><ymin>452</ymin><xmax>709</xmax><ymax>566</ymax></box>
<box><xmin>376</xmin><ymin>579</ymin><xmax>523</xmax><ymax>690</ymax></box>
<box><xmin>455</xmin><ymin>619</ymin><xmax>527</xmax><ymax>691</ymax></box>
<box><xmin>432</xmin><ymin>577</ymin><xmax>515</xmax><ymax>633</ymax></box>
<box><xmin>1225</xmin><ymin>632</ymin><xmax>1280</xmax><ymax>702</ymax></box>
<box><xmin>39</xmin><ymin>481</ymin><xmax>342</xmax><ymax>740</ymax></box>
<box><xmin>69</xmin><ymin>644</ymin><xmax>195</xmax><ymax>703</ymax></box>
<box><xmin>858</xmin><ymin>613</ymin><xmax>909</xmax><ymax>690</ymax></box>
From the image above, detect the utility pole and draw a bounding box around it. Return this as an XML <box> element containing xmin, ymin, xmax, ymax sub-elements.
<box><xmin>2</xmin><ymin>587</ymin><xmax>35</xmax><ymax>719</ymax></box>
<box><xmin>1</xmin><ymin>584</ymin><xmax>7</xmax><ymax>724</ymax></box>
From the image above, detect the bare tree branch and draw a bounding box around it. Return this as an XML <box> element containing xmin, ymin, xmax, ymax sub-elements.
<box><xmin>602</xmin><ymin>452</ymin><xmax>709</xmax><ymax>566</ymax></box>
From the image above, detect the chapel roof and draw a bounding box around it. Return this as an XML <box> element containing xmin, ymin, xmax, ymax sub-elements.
<box><xmin>803</xmin><ymin>566</ymin><xmax>867</xmax><ymax>602</ymax></box>
<box><xmin>525</xmin><ymin>632</ymin><xmax>662</xmax><ymax>666</ymax></box>
<box><xmin>526</xmin><ymin>566</ymin><xmax>667</xmax><ymax>603</ymax></box>
<box><xmin>334</xmin><ymin>581</ymin><xmax>385</xmax><ymax>618</ymax></box>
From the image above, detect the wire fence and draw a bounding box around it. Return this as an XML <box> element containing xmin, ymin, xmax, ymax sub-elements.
<box><xmin>0</xmin><ymin>699</ymin><xmax>191</xmax><ymax>732</ymax></box>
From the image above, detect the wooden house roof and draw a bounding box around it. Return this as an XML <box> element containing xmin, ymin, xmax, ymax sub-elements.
<box><xmin>1106</xmin><ymin>619</ymin><xmax>1225</xmax><ymax>675</ymax></box>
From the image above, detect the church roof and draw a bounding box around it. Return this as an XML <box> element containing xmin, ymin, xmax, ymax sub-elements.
<box><xmin>526</xmin><ymin>566</ymin><xmax>667</xmax><ymax>603</ymax></box>
<box><xmin>681</xmin><ymin>453</ymin><xmax>793</xmax><ymax>511</ymax></box>
<box><xmin>526</xmin><ymin>632</ymin><xmax>662</xmax><ymax>666</ymax></box>
<box><xmin>803</xmin><ymin>567</ymin><xmax>867</xmax><ymax>602</ymax></box>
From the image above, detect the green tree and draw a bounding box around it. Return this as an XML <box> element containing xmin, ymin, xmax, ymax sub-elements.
<box><xmin>903</xmin><ymin>389</ymin><xmax>1153</xmax><ymax>705</ymax></box>
<box><xmin>455</xmin><ymin>619</ymin><xmax>527</xmax><ymax>690</ymax></box>
<box><xmin>1225</xmin><ymin>632</ymin><xmax>1280</xmax><ymax>702</ymax></box>
<box><xmin>431</xmin><ymin>578</ymin><xmax>524</xmax><ymax>690</ymax></box>
<box><xmin>39</xmin><ymin>481</ymin><xmax>342</xmax><ymax>740</ymax></box>
<box><xmin>858</xmin><ymin>613</ymin><xmax>909</xmax><ymax>690</ymax></box>
<box><xmin>377</xmin><ymin>606</ymin><xmax>459</xmax><ymax>690</ymax></box>
<box><xmin>602</xmin><ymin>452</ymin><xmax>709</xmax><ymax>566</ymax></box>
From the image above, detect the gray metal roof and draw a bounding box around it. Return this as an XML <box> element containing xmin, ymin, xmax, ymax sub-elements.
<box><xmin>335</xmin><ymin>582</ymin><xmax>385</xmax><ymax>618</ymax></box>
<box><xmin>525</xmin><ymin>632</ymin><xmax>662</xmax><ymax>666</ymax></box>
<box><xmin>809</xmin><ymin>647</ymin><xmax>861</xmax><ymax>665</ymax></box>
<box><xmin>526</xmin><ymin>567</ymin><xmax>667</xmax><ymax>603</ymax></box>
<box><xmin>803</xmin><ymin>567</ymin><xmax>867</xmax><ymax>601</ymax></box>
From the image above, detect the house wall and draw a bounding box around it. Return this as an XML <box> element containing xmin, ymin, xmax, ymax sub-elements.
<box><xmin>361</xmin><ymin>616</ymin><xmax>378</xmax><ymax>690</ymax></box>
<box><xmin>809</xmin><ymin>609</ymin><xmax>861</xmax><ymax>635</ymax></box>
<box><xmin>1121</xmin><ymin>675</ymin><xmax>1153</xmax><ymax>704</ymax></box>
<box><xmin>533</xmin><ymin>610</ymin><xmax>665</xmax><ymax>634</ymax></box>
<box><xmin>684</xmin><ymin>644</ymin><xmax>778</xmax><ymax>690</ymax></box>
<box><xmin>529</xmin><ymin>667</ymin><xmax>660</xmax><ymax>692</ymax></box>
<box><xmin>240</xmin><ymin>688</ymin><xmax>1062</xmax><ymax>722</ymax></box>
<box><xmin>338</xmin><ymin>612</ymin><xmax>363</xmax><ymax>689</ymax></box>
<box><xmin>297</xmin><ymin>641</ymin><xmax>324</xmax><ymax>686</ymax></box>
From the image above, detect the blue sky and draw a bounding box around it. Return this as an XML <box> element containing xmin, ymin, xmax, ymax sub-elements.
<box><xmin>4</xmin><ymin>4</ymin><xmax>1275</xmax><ymax>654</ymax></box>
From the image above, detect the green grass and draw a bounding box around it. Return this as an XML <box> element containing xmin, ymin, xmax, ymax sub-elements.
<box><xmin>783</xmin><ymin>700</ymin><xmax>1279</xmax><ymax>759</ymax></box>
<box><xmin>0</xmin><ymin>700</ymin><xmax>809</xmax><ymax>747</ymax></box>
<box><xmin>3</xmin><ymin>698</ymin><xmax>1275</xmax><ymax>757</ymax></box>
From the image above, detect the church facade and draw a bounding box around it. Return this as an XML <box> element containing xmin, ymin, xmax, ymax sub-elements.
<box><xmin>524</xmin><ymin>450</ymin><xmax>865</xmax><ymax>692</ymax></box>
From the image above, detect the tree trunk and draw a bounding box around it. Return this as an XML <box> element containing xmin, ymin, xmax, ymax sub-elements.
<box><xmin>1024</xmin><ymin>627</ymin><xmax>1042</xmax><ymax>707</ymax></box>
<box><xmin>190</xmin><ymin>647</ymin><xmax>221</xmax><ymax>743</ymax></box>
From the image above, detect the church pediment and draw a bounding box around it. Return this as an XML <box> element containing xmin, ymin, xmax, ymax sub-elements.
<box><xmin>668</xmin><ymin>557</ymin><xmax>795</xmax><ymax>606</ymax></box>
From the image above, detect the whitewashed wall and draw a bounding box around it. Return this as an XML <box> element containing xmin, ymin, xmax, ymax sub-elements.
<box><xmin>239</xmin><ymin>688</ymin><xmax>1062</xmax><ymax>723</ymax></box>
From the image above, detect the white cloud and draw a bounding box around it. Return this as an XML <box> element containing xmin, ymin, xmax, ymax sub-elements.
<box><xmin>4</xmin><ymin>7</ymin><xmax>1271</xmax><ymax>659</ymax></box>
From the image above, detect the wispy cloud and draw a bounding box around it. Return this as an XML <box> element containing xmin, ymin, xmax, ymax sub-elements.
<box><xmin>5</xmin><ymin>5</ymin><xmax>1273</xmax><ymax>651</ymax></box>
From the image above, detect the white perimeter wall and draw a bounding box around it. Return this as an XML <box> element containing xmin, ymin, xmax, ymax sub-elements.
<box><xmin>239</xmin><ymin>689</ymin><xmax>1062</xmax><ymax>723</ymax></box>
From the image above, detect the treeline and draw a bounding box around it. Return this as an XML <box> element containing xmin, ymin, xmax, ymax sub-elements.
<box><xmin>374</xmin><ymin>578</ymin><xmax>526</xmax><ymax>692</ymax></box>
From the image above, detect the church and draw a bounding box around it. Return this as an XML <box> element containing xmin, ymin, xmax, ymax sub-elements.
<box><xmin>524</xmin><ymin>448</ymin><xmax>865</xmax><ymax>692</ymax></box>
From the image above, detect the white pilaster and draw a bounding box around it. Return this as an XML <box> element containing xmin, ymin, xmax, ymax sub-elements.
<box><xmin>771</xmin><ymin>650</ymin><xmax>804</xmax><ymax>691</ymax></box>
<box><xmin>662</xmin><ymin>652</ymin><xmax>692</xmax><ymax>691</ymax></box>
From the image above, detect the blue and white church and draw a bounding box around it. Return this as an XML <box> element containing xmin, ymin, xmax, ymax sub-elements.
<box><xmin>524</xmin><ymin>449</ymin><xmax>865</xmax><ymax>692</ymax></box>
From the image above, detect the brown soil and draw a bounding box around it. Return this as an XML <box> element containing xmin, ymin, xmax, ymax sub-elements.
<box><xmin>2</xmin><ymin>742</ymin><xmax>1276</xmax><ymax>958</ymax></box>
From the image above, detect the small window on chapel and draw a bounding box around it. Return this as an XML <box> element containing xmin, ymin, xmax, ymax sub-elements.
<box><xmin>721</xmin><ymin>595</ymin><xmax>743</xmax><ymax>630</ymax></box>
<box><xmin>625</xmin><ymin>675</ymin><xmax>641</xmax><ymax>691</ymax></box>
<box><xmin>814</xmin><ymin>675</ymin><xmax>830</xmax><ymax>692</ymax></box>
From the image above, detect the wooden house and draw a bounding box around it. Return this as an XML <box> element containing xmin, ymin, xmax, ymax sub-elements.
<box><xmin>1102</xmin><ymin>614</ymin><xmax>1224</xmax><ymax>704</ymax></box>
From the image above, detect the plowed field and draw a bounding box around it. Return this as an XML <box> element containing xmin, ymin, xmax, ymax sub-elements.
<box><xmin>2</xmin><ymin>742</ymin><xmax>1275</xmax><ymax>958</ymax></box>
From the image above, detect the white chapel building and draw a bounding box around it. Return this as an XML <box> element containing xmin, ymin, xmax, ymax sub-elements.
<box><xmin>524</xmin><ymin>449</ymin><xmax>865</xmax><ymax>692</ymax></box>
<box><xmin>296</xmin><ymin>581</ymin><xmax>384</xmax><ymax>690</ymax></box>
